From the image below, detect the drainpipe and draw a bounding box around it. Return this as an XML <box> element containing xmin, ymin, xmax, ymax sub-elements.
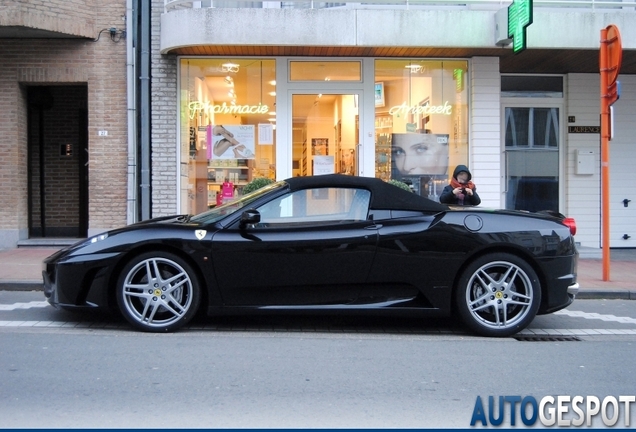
<box><xmin>139</xmin><ymin>0</ymin><xmax>151</xmax><ymax>220</ymax></box>
<box><xmin>126</xmin><ymin>0</ymin><xmax>137</xmax><ymax>224</ymax></box>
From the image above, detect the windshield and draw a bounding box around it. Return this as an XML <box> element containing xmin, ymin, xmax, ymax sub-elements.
<box><xmin>190</xmin><ymin>181</ymin><xmax>287</xmax><ymax>224</ymax></box>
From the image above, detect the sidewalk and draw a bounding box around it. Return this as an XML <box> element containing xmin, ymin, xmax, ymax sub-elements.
<box><xmin>0</xmin><ymin>246</ymin><xmax>634</xmax><ymax>299</ymax></box>
<box><xmin>575</xmin><ymin>248</ymin><xmax>636</xmax><ymax>299</ymax></box>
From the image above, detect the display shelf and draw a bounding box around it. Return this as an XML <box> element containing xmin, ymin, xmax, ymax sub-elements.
<box><xmin>206</xmin><ymin>161</ymin><xmax>253</xmax><ymax>207</ymax></box>
<box><xmin>375</xmin><ymin>114</ymin><xmax>393</xmax><ymax>179</ymax></box>
<box><xmin>208</xmin><ymin>166</ymin><xmax>250</xmax><ymax>170</ymax></box>
<box><xmin>207</xmin><ymin>181</ymin><xmax>249</xmax><ymax>186</ymax></box>
<box><xmin>207</xmin><ymin>165</ymin><xmax>251</xmax><ymax>184</ymax></box>
<box><xmin>375</xmin><ymin>116</ymin><xmax>393</xmax><ymax>129</ymax></box>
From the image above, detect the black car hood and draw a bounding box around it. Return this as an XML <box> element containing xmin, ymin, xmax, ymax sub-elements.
<box><xmin>49</xmin><ymin>215</ymin><xmax>209</xmax><ymax>260</ymax></box>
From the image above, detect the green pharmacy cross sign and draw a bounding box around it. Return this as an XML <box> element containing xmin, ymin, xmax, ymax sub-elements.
<box><xmin>508</xmin><ymin>0</ymin><xmax>533</xmax><ymax>53</ymax></box>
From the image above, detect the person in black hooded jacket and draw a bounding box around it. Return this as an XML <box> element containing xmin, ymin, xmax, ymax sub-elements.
<box><xmin>439</xmin><ymin>164</ymin><xmax>481</xmax><ymax>206</ymax></box>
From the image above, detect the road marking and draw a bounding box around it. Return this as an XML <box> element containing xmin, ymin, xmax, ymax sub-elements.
<box><xmin>1</xmin><ymin>304</ymin><xmax>636</xmax><ymax>335</ymax></box>
<box><xmin>0</xmin><ymin>318</ymin><xmax>635</xmax><ymax>336</ymax></box>
<box><xmin>0</xmin><ymin>301</ymin><xmax>50</xmax><ymax>311</ymax></box>
<box><xmin>518</xmin><ymin>328</ymin><xmax>636</xmax><ymax>336</ymax></box>
<box><xmin>0</xmin><ymin>320</ymin><xmax>122</xmax><ymax>329</ymax></box>
<box><xmin>554</xmin><ymin>309</ymin><xmax>636</xmax><ymax>325</ymax></box>
<box><xmin>2</xmin><ymin>302</ymin><xmax>635</xmax><ymax>326</ymax></box>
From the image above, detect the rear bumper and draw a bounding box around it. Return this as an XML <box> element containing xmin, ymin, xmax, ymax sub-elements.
<box><xmin>537</xmin><ymin>251</ymin><xmax>578</xmax><ymax>315</ymax></box>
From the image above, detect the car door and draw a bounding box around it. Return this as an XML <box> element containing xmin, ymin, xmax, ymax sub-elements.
<box><xmin>210</xmin><ymin>187</ymin><xmax>378</xmax><ymax>306</ymax></box>
<box><xmin>362</xmin><ymin>209</ymin><xmax>455</xmax><ymax>310</ymax></box>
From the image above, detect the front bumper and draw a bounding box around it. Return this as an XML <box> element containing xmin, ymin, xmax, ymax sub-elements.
<box><xmin>42</xmin><ymin>251</ymin><xmax>121</xmax><ymax>310</ymax></box>
<box><xmin>42</xmin><ymin>268</ymin><xmax>57</xmax><ymax>305</ymax></box>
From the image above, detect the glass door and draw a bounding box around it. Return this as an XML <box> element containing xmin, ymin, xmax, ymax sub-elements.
<box><xmin>291</xmin><ymin>93</ymin><xmax>360</xmax><ymax>177</ymax></box>
<box><xmin>503</xmin><ymin>106</ymin><xmax>561</xmax><ymax>213</ymax></box>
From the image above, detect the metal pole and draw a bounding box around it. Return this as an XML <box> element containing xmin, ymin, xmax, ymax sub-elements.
<box><xmin>599</xmin><ymin>27</ymin><xmax>611</xmax><ymax>280</ymax></box>
<box><xmin>126</xmin><ymin>0</ymin><xmax>138</xmax><ymax>225</ymax></box>
<box><xmin>139</xmin><ymin>0</ymin><xmax>152</xmax><ymax>220</ymax></box>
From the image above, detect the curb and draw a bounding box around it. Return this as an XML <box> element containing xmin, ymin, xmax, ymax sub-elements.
<box><xmin>575</xmin><ymin>290</ymin><xmax>636</xmax><ymax>300</ymax></box>
<box><xmin>0</xmin><ymin>281</ymin><xmax>45</xmax><ymax>292</ymax></box>
<box><xmin>2</xmin><ymin>282</ymin><xmax>635</xmax><ymax>300</ymax></box>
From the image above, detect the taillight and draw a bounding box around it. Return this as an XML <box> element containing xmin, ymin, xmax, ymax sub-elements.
<box><xmin>562</xmin><ymin>217</ymin><xmax>577</xmax><ymax>236</ymax></box>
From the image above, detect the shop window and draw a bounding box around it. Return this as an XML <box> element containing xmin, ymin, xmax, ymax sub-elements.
<box><xmin>289</xmin><ymin>61</ymin><xmax>361</xmax><ymax>81</ymax></box>
<box><xmin>374</xmin><ymin>60</ymin><xmax>469</xmax><ymax>202</ymax></box>
<box><xmin>179</xmin><ymin>59</ymin><xmax>276</xmax><ymax>215</ymax></box>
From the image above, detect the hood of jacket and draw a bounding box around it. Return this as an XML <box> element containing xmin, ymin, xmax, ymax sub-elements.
<box><xmin>453</xmin><ymin>164</ymin><xmax>472</xmax><ymax>181</ymax></box>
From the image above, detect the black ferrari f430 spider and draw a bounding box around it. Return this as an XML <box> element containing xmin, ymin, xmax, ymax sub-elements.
<box><xmin>43</xmin><ymin>174</ymin><xmax>578</xmax><ymax>337</ymax></box>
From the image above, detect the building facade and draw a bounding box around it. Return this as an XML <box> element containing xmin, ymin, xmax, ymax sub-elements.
<box><xmin>1</xmin><ymin>0</ymin><xmax>635</xmax><ymax>250</ymax></box>
<box><xmin>155</xmin><ymin>0</ymin><xmax>636</xmax><ymax>249</ymax></box>
<box><xmin>0</xmin><ymin>0</ymin><xmax>129</xmax><ymax>248</ymax></box>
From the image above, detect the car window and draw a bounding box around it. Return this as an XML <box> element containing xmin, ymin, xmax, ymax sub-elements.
<box><xmin>190</xmin><ymin>181</ymin><xmax>285</xmax><ymax>224</ymax></box>
<box><xmin>256</xmin><ymin>187</ymin><xmax>370</xmax><ymax>227</ymax></box>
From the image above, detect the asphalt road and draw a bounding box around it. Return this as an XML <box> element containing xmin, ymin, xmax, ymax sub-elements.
<box><xmin>1</xmin><ymin>291</ymin><xmax>635</xmax><ymax>428</ymax></box>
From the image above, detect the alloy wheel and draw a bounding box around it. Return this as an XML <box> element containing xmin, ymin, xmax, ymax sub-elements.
<box><xmin>118</xmin><ymin>254</ymin><xmax>199</xmax><ymax>332</ymax></box>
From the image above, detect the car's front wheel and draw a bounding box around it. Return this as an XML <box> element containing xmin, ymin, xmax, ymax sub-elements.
<box><xmin>116</xmin><ymin>251</ymin><xmax>201</xmax><ymax>332</ymax></box>
<box><xmin>455</xmin><ymin>253</ymin><xmax>541</xmax><ymax>337</ymax></box>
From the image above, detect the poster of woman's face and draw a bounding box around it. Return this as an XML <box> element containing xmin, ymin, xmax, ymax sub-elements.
<box><xmin>391</xmin><ymin>133</ymin><xmax>449</xmax><ymax>176</ymax></box>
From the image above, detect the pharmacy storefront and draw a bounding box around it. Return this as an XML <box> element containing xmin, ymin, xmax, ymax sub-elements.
<box><xmin>179</xmin><ymin>57</ymin><xmax>469</xmax><ymax>214</ymax></box>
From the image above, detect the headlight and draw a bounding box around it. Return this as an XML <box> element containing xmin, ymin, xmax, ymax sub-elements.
<box><xmin>65</xmin><ymin>233</ymin><xmax>111</xmax><ymax>251</ymax></box>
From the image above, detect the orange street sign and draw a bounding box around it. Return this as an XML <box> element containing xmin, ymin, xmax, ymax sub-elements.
<box><xmin>606</xmin><ymin>24</ymin><xmax>622</xmax><ymax>88</ymax></box>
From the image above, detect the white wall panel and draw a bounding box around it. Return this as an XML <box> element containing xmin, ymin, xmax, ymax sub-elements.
<box><xmin>607</xmin><ymin>75</ymin><xmax>636</xmax><ymax>247</ymax></box>
<box><xmin>470</xmin><ymin>57</ymin><xmax>500</xmax><ymax>209</ymax></box>
<box><xmin>565</xmin><ymin>74</ymin><xmax>601</xmax><ymax>248</ymax></box>
<box><xmin>564</xmin><ymin>74</ymin><xmax>636</xmax><ymax>248</ymax></box>
<box><xmin>162</xmin><ymin>9</ymin><xmax>636</xmax><ymax>54</ymax></box>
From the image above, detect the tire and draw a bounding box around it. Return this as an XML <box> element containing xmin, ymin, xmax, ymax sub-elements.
<box><xmin>116</xmin><ymin>251</ymin><xmax>201</xmax><ymax>332</ymax></box>
<box><xmin>455</xmin><ymin>253</ymin><xmax>541</xmax><ymax>337</ymax></box>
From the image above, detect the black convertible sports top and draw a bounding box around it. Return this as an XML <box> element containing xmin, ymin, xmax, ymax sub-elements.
<box><xmin>284</xmin><ymin>174</ymin><xmax>449</xmax><ymax>213</ymax></box>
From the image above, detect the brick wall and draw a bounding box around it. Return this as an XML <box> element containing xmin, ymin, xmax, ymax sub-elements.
<box><xmin>0</xmin><ymin>0</ymin><xmax>128</xmax><ymax>248</ymax></box>
<box><xmin>151</xmin><ymin>0</ymin><xmax>179</xmax><ymax>217</ymax></box>
<box><xmin>0</xmin><ymin>0</ymin><xmax>97</xmax><ymax>38</ymax></box>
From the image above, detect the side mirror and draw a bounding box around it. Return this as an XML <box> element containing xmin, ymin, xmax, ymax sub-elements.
<box><xmin>240</xmin><ymin>209</ymin><xmax>261</xmax><ymax>228</ymax></box>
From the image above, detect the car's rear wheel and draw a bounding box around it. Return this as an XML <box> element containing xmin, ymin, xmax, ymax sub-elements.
<box><xmin>116</xmin><ymin>251</ymin><xmax>201</xmax><ymax>332</ymax></box>
<box><xmin>455</xmin><ymin>253</ymin><xmax>541</xmax><ymax>337</ymax></box>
